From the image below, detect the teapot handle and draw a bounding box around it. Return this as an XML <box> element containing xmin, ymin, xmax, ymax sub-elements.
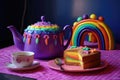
<box><xmin>63</xmin><ymin>25</ymin><xmax>72</xmax><ymax>50</ymax></box>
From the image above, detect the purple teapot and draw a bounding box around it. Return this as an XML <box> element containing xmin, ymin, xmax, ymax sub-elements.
<box><xmin>7</xmin><ymin>16</ymin><xmax>72</xmax><ymax>59</ymax></box>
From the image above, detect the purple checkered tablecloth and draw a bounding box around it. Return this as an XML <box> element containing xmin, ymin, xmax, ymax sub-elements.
<box><xmin>0</xmin><ymin>45</ymin><xmax>120</xmax><ymax>80</ymax></box>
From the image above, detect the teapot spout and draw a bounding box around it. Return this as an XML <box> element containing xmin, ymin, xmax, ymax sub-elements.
<box><xmin>7</xmin><ymin>25</ymin><xmax>24</xmax><ymax>50</ymax></box>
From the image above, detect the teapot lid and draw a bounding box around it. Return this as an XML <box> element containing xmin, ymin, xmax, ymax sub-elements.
<box><xmin>25</xmin><ymin>16</ymin><xmax>60</xmax><ymax>34</ymax></box>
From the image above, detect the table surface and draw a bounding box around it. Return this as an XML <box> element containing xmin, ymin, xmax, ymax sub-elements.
<box><xmin>0</xmin><ymin>45</ymin><xmax>120</xmax><ymax>80</ymax></box>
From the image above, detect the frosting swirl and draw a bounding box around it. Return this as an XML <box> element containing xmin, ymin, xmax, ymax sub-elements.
<box><xmin>24</xmin><ymin>16</ymin><xmax>60</xmax><ymax>34</ymax></box>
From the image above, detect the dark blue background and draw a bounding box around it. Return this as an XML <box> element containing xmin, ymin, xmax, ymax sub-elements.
<box><xmin>24</xmin><ymin>0</ymin><xmax>120</xmax><ymax>43</ymax></box>
<box><xmin>0</xmin><ymin>0</ymin><xmax>120</xmax><ymax>48</ymax></box>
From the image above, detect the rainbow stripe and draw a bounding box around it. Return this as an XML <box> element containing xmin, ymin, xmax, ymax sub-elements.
<box><xmin>71</xmin><ymin>15</ymin><xmax>114</xmax><ymax>50</ymax></box>
<box><xmin>25</xmin><ymin>24</ymin><xmax>60</xmax><ymax>34</ymax></box>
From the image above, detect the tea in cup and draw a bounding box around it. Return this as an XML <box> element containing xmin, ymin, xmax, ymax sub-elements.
<box><xmin>11</xmin><ymin>51</ymin><xmax>34</xmax><ymax>68</ymax></box>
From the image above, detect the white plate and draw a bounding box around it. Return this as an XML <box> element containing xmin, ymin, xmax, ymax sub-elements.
<box><xmin>6</xmin><ymin>60</ymin><xmax>40</xmax><ymax>71</ymax></box>
<box><xmin>48</xmin><ymin>59</ymin><xmax>108</xmax><ymax>72</ymax></box>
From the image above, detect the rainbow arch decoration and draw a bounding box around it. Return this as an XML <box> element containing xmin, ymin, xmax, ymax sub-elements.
<box><xmin>71</xmin><ymin>14</ymin><xmax>114</xmax><ymax>50</ymax></box>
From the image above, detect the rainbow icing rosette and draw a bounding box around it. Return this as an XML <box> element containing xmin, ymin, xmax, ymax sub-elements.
<box><xmin>71</xmin><ymin>14</ymin><xmax>114</xmax><ymax>50</ymax></box>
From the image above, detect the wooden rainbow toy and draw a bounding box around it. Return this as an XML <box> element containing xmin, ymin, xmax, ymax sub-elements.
<box><xmin>71</xmin><ymin>14</ymin><xmax>114</xmax><ymax>50</ymax></box>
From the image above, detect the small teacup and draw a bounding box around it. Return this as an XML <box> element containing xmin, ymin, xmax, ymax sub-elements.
<box><xmin>11</xmin><ymin>51</ymin><xmax>34</xmax><ymax>68</ymax></box>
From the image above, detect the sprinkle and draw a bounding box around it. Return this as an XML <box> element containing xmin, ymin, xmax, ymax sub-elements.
<box><xmin>36</xmin><ymin>38</ymin><xmax>39</xmax><ymax>44</ymax></box>
<box><xmin>53</xmin><ymin>35</ymin><xmax>58</xmax><ymax>46</ymax></box>
<box><xmin>44</xmin><ymin>35</ymin><xmax>49</xmax><ymax>45</ymax></box>
<box><xmin>35</xmin><ymin>34</ymin><xmax>40</xmax><ymax>44</ymax></box>
<box><xmin>70</xmin><ymin>46</ymin><xmax>77</xmax><ymax>49</ymax></box>
<box><xmin>83</xmin><ymin>46</ymin><xmax>90</xmax><ymax>51</ymax></box>
<box><xmin>27</xmin><ymin>34</ymin><xmax>31</xmax><ymax>44</ymax></box>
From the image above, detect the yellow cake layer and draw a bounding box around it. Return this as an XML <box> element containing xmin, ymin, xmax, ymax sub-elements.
<box><xmin>65</xmin><ymin>57</ymin><xmax>100</xmax><ymax>69</ymax></box>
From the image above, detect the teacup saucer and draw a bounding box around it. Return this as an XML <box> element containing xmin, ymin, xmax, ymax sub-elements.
<box><xmin>6</xmin><ymin>60</ymin><xmax>40</xmax><ymax>71</ymax></box>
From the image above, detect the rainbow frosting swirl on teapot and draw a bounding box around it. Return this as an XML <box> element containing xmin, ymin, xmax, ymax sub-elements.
<box><xmin>24</xmin><ymin>16</ymin><xmax>60</xmax><ymax>34</ymax></box>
